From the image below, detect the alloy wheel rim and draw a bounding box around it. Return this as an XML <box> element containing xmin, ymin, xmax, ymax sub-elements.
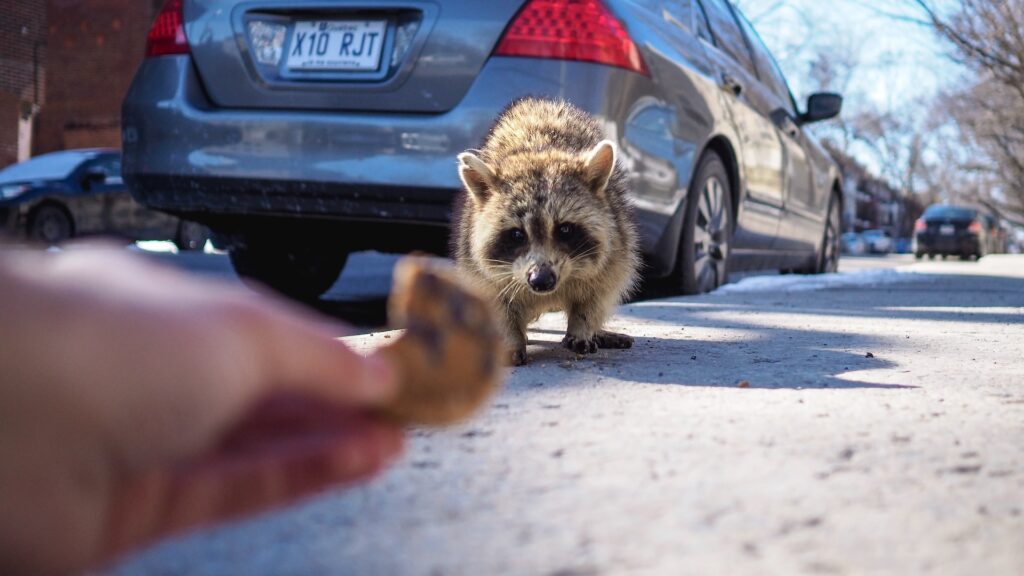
<box><xmin>40</xmin><ymin>213</ymin><xmax>67</xmax><ymax>244</ymax></box>
<box><xmin>694</xmin><ymin>176</ymin><xmax>729</xmax><ymax>293</ymax></box>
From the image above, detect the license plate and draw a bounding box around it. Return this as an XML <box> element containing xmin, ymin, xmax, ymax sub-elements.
<box><xmin>940</xmin><ymin>224</ymin><xmax>955</xmax><ymax>235</ymax></box>
<box><xmin>287</xmin><ymin>20</ymin><xmax>387</xmax><ymax>71</ymax></box>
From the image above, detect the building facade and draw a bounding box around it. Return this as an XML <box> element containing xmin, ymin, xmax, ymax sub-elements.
<box><xmin>0</xmin><ymin>0</ymin><xmax>47</xmax><ymax>168</ymax></box>
<box><xmin>1</xmin><ymin>0</ymin><xmax>164</xmax><ymax>169</ymax></box>
<box><xmin>33</xmin><ymin>0</ymin><xmax>163</xmax><ymax>157</ymax></box>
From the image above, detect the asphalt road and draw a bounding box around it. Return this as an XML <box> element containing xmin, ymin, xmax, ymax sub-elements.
<box><xmin>108</xmin><ymin>253</ymin><xmax>1024</xmax><ymax>576</ymax></box>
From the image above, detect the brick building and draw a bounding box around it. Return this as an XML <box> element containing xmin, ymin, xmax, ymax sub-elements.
<box><xmin>33</xmin><ymin>0</ymin><xmax>164</xmax><ymax>157</ymax></box>
<box><xmin>0</xmin><ymin>0</ymin><xmax>46</xmax><ymax>168</ymax></box>
<box><xmin>1</xmin><ymin>0</ymin><xmax>164</xmax><ymax>169</ymax></box>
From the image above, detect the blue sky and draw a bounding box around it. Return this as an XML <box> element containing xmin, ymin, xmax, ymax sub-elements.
<box><xmin>734</xmin><ymin>0</ymin><xmax>961</xmax><ymax>112</ymax></box>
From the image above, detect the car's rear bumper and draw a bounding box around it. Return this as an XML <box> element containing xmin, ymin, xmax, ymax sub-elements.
<box><xmin>122</xmin><ymin>56</ymin><xmax>650</xmax><ymax>225</ymax></box>
<box><xmin>915</xmin><ymin>232</ymin><xmax>980</xmax><ymax>254</ymax></box>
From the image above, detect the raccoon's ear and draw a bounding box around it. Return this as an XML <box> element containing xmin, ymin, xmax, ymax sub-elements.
<box><xmin>458</xmin><ymin>152</ymin><xmax>497</xmax><ymax>203</ymax></box>
<box><xmin>583</xmin><ymin>140</ymin><xmax>617</xmax><ymax>197</ymax></box>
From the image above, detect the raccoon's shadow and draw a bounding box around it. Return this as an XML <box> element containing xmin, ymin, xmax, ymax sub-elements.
<box><xmin>516</xmin><ymin>328</ymin><xmax>912</xmax><ymax>391</ymax></box>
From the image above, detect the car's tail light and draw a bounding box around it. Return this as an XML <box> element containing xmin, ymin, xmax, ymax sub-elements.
<box><xmin>914</xmin><ymin>218</ymin><xmax>926</xmax><ymax>232</ymax></box>
<box><xmin>146</xmin><ymin>0</ymin><xmax>189</xmax><ymax>57</ymax></box>
<box><xmin>494</xmin><ymin>0</ymin><xmax>649</xmax><ymax>76</ymax></box>
<box><xmin>969</xmin><ymin>221</ymin><xmax>982</xmax><ymax>234</ymax></box>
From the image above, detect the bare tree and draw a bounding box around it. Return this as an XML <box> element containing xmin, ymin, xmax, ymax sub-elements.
<box><xmin>804</xmin><ymin>40</ymin><xmax>863</xmax><ymax>156</ymax></box>
<box><xmin>849</xmin><ymin>106</ymin><xmax>928</xmax><ymax>198</ymax></box>
<box><xmin>911</xmin><ymin>0</ymin><xmax>1024</xmax><ymax>209</ymax></box>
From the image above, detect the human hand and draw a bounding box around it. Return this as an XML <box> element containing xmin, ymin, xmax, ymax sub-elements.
<box><xmin>0</xmin><ymin>246</ymin><xmax>403</xmax><ymax>575</ymax></box>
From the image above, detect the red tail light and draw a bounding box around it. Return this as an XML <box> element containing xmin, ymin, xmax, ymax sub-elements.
<box><xmin>146</xmin><ymin>0</ymin><xmax>189</xmax><ymax>57</ymax></box>
<box><xmin>969</xmin><ymin>221</ymin><xmax>982</xmax><ymax>234</ymax></box>
<box><xmin>914</xmin><ymin>218</ymin><xmax>926</xmax><ymax>232</ymax></box>
<box><xmin>494</xmin><ymin>0</ymin><xmax>649</xmax><ymax>76</ymax></box>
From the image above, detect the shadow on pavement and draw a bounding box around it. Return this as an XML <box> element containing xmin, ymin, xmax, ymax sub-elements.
<box><xmin>511</xmin><ymin>271</ymin><xmax>1023</xmax><ymax>391</ymax></box>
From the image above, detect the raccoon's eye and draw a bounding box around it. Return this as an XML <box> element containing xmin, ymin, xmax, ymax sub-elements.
<box><xmin>507</xmin><ymin>228</ymin><xmax>526</xmax><ymax>244</ymax></box>
<box><xmin>557</xmin><ymin>223</ymin><xmax>576</xmax><ymax>238</ymax></box>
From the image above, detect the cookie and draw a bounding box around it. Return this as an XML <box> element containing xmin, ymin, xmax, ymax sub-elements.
<box><xmin>375</xmin><ymin>257</ymin><xmax>506</xmax><ymax>426</ymax></box>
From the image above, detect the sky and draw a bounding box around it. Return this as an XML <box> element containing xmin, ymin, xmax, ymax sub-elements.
<box><xmin>733</xmin><ymin>0</ymin><xmax>965</xmax><ymax>183</ymax></box>
<box><xmin>734</xmin><ymin>0</ymin><xmax>961</xmax><ymax>112</ymax></box>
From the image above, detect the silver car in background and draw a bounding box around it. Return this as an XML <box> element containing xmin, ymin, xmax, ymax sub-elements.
<box><xmin>123</xmin><ymin>0</ymin><xmax>844</xmax><ymax>299</ymax></box>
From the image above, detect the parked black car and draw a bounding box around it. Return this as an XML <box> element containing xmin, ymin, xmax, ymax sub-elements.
<box><xmin>124</xmin><ymin>0</ymin><xmax>844</xmax><ymax>299</ymax></box>
<box><xmin>913</xmin><ymin>204</ymin><xmax>988</xmax><ymax>261</ymax></box>
<box><xmin>0</xmin><ymin>149</ymin><xmax>209</xmax><ymax>249</ymax></box>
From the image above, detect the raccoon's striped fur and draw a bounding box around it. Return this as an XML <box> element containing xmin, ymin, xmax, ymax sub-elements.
<box><xmin>453</xmin><ymin>98</ymin><xmax>640</xmax><ymax>365</ymax></box>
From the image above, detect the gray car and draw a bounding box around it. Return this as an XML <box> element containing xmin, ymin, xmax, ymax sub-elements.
<box><xmin>123</xmin><ymin>0</ymin><xmax>843</xmax><ymax>299</ymax></box>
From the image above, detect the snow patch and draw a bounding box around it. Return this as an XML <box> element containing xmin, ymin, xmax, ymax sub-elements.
<box><xmin>202</xmin><ymin>239</ymin><xmax>225</xmax><ymax>255</ymax></box>
<box><xmin>133</xmin><ymin>241</ymin><xmax>179</xmax><ymax>254</ymax></box>
<box><xmin>715</xmin><ymin>268</ymin><xmax>912</xmax><ymax>294</ymax></box>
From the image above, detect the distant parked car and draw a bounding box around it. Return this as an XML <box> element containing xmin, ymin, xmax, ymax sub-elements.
<box><xmin>124</xmin><ymin>0</ymin><xmax>845</xmax><ymax>299</ymax></box>
<box><xmin>893</xmin><ymin>237</ymin><xmax>913</xmax><ymax>254</ymax></box>
<box><xmin>841</xmin><ymin>232</ymin><xmax>866</xmax><ymax>255</ymax></box>
<box><xmin>913</xmin><ymin>204</ymin><xmax>988</xmax><ymax>261</ymax></box>
<box><xmin>860</xmin><ymin>229</ymin><xmax>893</xmax><ymax>254</ymax></box>
<box><xmin>0</xmin><ymin>149</ymin><xmax>210</xmax><ymax>248</ymax></box>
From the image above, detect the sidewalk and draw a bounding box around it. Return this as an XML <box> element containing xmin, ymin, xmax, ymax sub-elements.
<box><xmin>112</xmin><ymin>256</ymin><xmax>1024</xmax><ymax>576</ymax></box>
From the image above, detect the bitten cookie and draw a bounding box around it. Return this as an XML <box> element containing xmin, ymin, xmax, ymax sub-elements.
<box><xmin>375</xmin><ymin>257</ymin><xmax>506</xmax><ymax>426</ymax></box>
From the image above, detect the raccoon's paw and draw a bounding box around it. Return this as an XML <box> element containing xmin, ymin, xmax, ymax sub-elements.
<box><xmin>562</xmin><ymin>334</ymin><xmax>599</xmax><ymax>355</ymax></box>
<box><xmin>594</xmin><ymin>330</ymin><xmax>633</xmax><ymax>349</ymax></box>
<box><xmin>509</xmin><ymin>348</ymin><xmax>528</xmax><ymax>366</ymax></box>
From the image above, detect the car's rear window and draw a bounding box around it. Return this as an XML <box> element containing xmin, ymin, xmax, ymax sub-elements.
<box><xmin>0</xmin><ymin>151</ymin><xmax>88</xmax><ymax>184</ymax></box>
<box><xmin>923</xmin><ymin>205</ymin><xmax>976</xmax><ymax>221</ymax></box>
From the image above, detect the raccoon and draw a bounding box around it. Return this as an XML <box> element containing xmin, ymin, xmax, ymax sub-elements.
<box><xmin>453</xmin><ymin>98</ymin><xmax>640</xmax><ymax>365</ymax></box>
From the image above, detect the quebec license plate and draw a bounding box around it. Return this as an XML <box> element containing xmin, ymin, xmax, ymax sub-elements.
<box><xmin>287</xmin><ymin>20</ymin><xmax>387</xmax><ymax>71</ymax></box>
<box><xmin>940</xmin><ymin>224</ymin><xmax>955</xmax><ymax>235</ymax></box>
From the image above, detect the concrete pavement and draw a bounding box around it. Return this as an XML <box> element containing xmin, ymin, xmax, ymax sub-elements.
<box><xmin>110</xmin><ymin>256</ymin><xmax>1024</xmax><ymax>576</ymax></box>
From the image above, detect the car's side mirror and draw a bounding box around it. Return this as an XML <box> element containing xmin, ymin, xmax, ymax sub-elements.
<box><xmin>82</xmin><ymin>169</ymin><xmax>107</xmax><ymax>190</ymax></box>
<box><xmin>800</xmin><ymin>92</ymin><xmax>843</xmax><ymax>124</ymax></box>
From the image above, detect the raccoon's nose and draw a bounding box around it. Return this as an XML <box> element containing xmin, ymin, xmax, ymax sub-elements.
<box><xmin>527</xmin><ymin>265</ymin><xmax>558</xmax><ymax>293</ymax></box>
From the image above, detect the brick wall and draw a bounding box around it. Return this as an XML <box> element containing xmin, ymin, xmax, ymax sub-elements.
<box><xmin>33</xmin><ymin>0</ymin><xmax>162</xmax><ymax>155</ymax></box>
<box><xmin>0</xmin><ymin>0</ymin><xmax>46</xmax><ymax>168</ymax></box>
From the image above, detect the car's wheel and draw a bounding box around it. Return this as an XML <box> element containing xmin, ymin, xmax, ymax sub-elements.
<box><xmin>914</xmin><ymin>252</ymin><xmax>924</xmax><ymax>260</ymax></box>
<box><xmin>928</xmin><ymin>253</ymin><xmax>936</xmax><ymax>260</ymax></box>
<box><xmin>229</xmin><ymin>240</ymin><xmax>349</xmax><ymax>301</ymax></box>
<box><xmin>674</xmin><ymin>152</ymin><xmax>732</xmax><ymax>295</ymax></box>
<box><xmin>28</xmin><ymin>204</ymin><xmax>74</xmax><ymax>246</ymax></box>
<box><xmin>175</xmin><ymin>220</ymin><xmax>211</xmax><ymax>252</ymax></box>
<box><xmin>800</xmin><ymin>192</ymin><xmax>841</xmax><ymax>274</ymax></box>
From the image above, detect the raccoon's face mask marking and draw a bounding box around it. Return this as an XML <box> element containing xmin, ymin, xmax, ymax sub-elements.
<box><xmin>466</xmin><ymin>140</ymin><xmax>617</xmax><ymax>298</ymax></box>
<box><xmin>479</xmin><ymin>213</ymin><xmax>604</xmax><ymax>297</ymax></box>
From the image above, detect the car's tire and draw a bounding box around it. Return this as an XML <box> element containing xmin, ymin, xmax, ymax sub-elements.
<box><xmin>914</xmin><ymin>252</ymin><xmax>924</xmax><ymax>260</ymax></box>
<box><xmin>28</xmin><ymin>204</ymin><xmax>74</xmax><ymax>246</ymax></box>
<box><xmin>229</xmin><ymin>240</ymin><xmax>349</xmax><ymax>301</ymax></box>
<box><xmin>673</xmin><ymin>152</ymin><xmax>733</xmax><ymax>295</ymax></box>
<box><xmin>175</xmin><ymin>220</ymin><xmax>211</xmax><ymax>252</ymax></box>
<box><xmin>799</xmin><ymin>192</ymin><xmax>841</xmax><ymax>275</ymax></box>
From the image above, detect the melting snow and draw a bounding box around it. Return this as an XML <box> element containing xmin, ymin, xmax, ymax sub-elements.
<box><xmin>715</xmin><ymin>268</ymin><xmax>912</xmax><ymax>294</ymax></box>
